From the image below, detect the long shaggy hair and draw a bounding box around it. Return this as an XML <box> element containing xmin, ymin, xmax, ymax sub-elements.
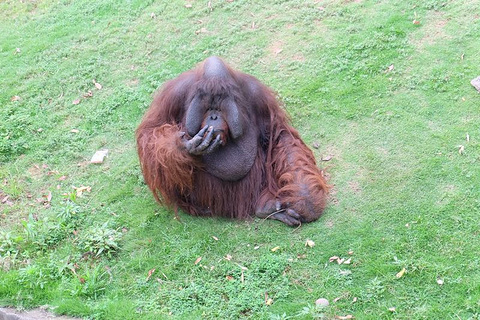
<box><xmin>136</xmin><ymin>57</ymin><xmax>328</xmax><ymax>224</ymax></box>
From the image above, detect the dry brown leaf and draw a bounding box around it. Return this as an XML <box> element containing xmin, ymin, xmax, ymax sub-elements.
<box><xmin>348</xmin><ymin>250</ymin><xmax>354</xmax><ymax>255</ymax></box>
<box><xmin>329</xmin><ymin>256</ymin><xmax>339</xmax><ymax>262</ymax></box>
<box><xmin>335</xmin><ymin>315</ymin><xmax>354</xmax><ymax>320</ymax></box>
<box><xmin>343</xmin><ymin>258</ymin><xmax>352</xmax><ymax>265</ymax></box>
<box><xmin>70</xmin><ymin>129</ymin><xmax>79</xmax><ymax>133</ymax></box>
<box><xmin>225</xmin><ymin>254</ymin><xmax>232</xmax><ymax>261</ymax></box>
<box><xmin>74</xmin><ymin>186</ymin><xmax>91</xmax><ymax>197</ymax></box>
<box><xmin>84</xmin><ymin>90</ymin><xmax>93</xmax><ymax>98</ymax></box>
<box><xmin>413</xmin><ymin>20</ymin><xmax>421</xmax><ymax>25</ymax></box>
<box><xmin>466</xmin><ymin>133</ymin><xmax>470</xmax><ymax>142</ymax></box>
<box><xmin>1</xmin><ymin>195</ymin><xmax>9</xmax><ymax>203</ymax></box>
<box><xmin>396</xmin><ymin>267</ymin><xmax>406</xmax><ymax>279</ymax></box>
<box><xmin>72</xmin><ymin>99</ymin><xmax>81</xmax><ymax>105</ymax></box>
<box><xmin>194</xmin><ymin>257</ymin><xmax>202</xmax><ymax>265</ymax></box>
<box><xmin>195</xmin><ymin>27</ymin><xmax>208</xmax><ymax>34</ymax></box>
<box><xmin>185</xmin><ymin>3</ymin><xmax>192</xmax><ymax>8</ymax></box>
<box><xmin>458</xmin><ymin>145</ymin><xmax>465</xmax><ymax>155</ymax></box>
<box><xmin>146</xmin><ymin>268</ymin><xmax>155</xmax><ymax>281</ymax></box>
<box><xmin>46</xmin><ymin>191</ymin><xmax>52</xmax><ymax>202</ymax></box>
<box><xmin>94</xmin><ymin>82</ymin><xmax>102</xmax><ymax>90</ymax></box>
<box><xmin>339</xmin><ymin>270</ymin><xmax>352</xmax><ymax>276</ymax></box>
<box><xmin>333</xmin><ymin>292</ymin><xmax>350</xmax><ymax>303</ymax></box>
<box><xmin>226</xmin><ymin>275</ymin><xmax>233</xmax><ymax>281</ymax></box>
<box><xmin>75</xmin><ymin>186</ymin><xmax>91</xmax><ymax>193</ymax></box>
<box><xmin>271</xmin><ymin>246</ymin><xmax>280</xmax><ymax>252</ymax></box>
<box><xmin>212</xmin><ymin>236</ymin><xmax>219</xmax><ymax>241</ymax></box>
<box><xmin>265</xmin><ymin>298</ymin><xmax>273</xmax><ymax>306</ymax></box>
<box><xmin>388</xmin><ymin>307</ymin><xmax>396</xmax><ymax>312</ymax></box>
<box><xmin>11</xmin><ymin>95</ymin><xmax>21</xmax><ymax>102</ymax></box>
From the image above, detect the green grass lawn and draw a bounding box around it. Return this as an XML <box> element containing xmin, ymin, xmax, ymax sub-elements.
<box><xmin>1</xmin><ymin>0</ymin><xmax>479</xmax><ymax>319</ymax></box>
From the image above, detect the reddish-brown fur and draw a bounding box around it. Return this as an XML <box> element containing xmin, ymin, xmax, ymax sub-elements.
<box><xmin>136</xmin><ymin>58</ymin><xmax>328</xmax><ymax>224</ymax></box>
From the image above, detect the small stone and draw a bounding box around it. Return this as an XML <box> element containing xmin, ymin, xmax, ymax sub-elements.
<box><xmin>315</xmin><ymin>298</ymin><xmax>329</xmax><ymax>307</ymax></box>
<box><xmin>90</xmin><ymin>149</ymin><xmax>108</xmax><ymax>164</ymax></box>
<box><xmin>321</xmin><ymin>155</ymin><xmax>333</xmax><ymax>161</ymax></box>
<box><xmin>471</xmin><ymin>76</ymin><xmax>480</xmax><ymax>92</ymax></box>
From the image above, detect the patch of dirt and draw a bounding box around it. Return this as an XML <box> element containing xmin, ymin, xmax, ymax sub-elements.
<box><xmin>265</xmin><ymin>14</ymin><xmax>279</xmax><ymax>21</ymax></box>
<box><xmin>292</xmin><ymin>53</ymin><xmax>305</xmax><ymax>62</ymax></box>
<box><xmin>0</xmin><ymin>189</ymin><xmax>20</xmax><ymax>229</ymax></box>
<box><xmin>265</xmin><ymin>18</ymin><xmax>329</xmax><ymax>63</ymax></box>
<box><xmin>0</xmin><ymin>190</ymin><xmax>14</xmax><ymax>207</ymax></box>
<box><xmin>27</xmin><ymin>164</ymin><xmax>47</xmax><ymax>179</ymax></box>
<box><xmin>324</xmin><ymin>219</ymin><xmax>335</xmax><ymax>228</ymax></box>
<box><xmin>410</xmin><ymin>11</ymin><xmax>450</xmax><ymax>50</ymax></box>
<box><xmin>268</xmin><ymin>40</ymin><xmax>284</xmax><ymax>57</ymax></box>
<box><xmin>126</xmin><ymin>78</ymin><xmax>139</xmax><ymax>87</ymax></box>
<box><xmin>263</xmin><ymin>39</ymin><xmax>308</xmax><ymax>76</ymax></box>
<box><xmin>348</xmin><ymin>181</ymin><xmax>362</xmax><ymax>194</ymax></box>
<box><xmin>443</xmin><ymin>184</ymin><xmax>457</xmax><ymax>193</ymax></box>
<box><xmin>436</xmin><ymin>184</ymin><xmax>458</xmax><ymax>206</ymax></box>
<box><xmin>327</xmin><ymin>186</ymin><xmax>339</xmax><ymax>206</ymax></box>
<box><xmin>0</xmin><ymin>307</ymin><xmax>80</xmax><ymax>320</ymax></box>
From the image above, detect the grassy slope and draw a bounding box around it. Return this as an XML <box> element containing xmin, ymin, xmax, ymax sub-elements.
<box><xmin>1</xmin><ymin>0</ymin><xmax>479</xmax><ymax>319</ymax></box>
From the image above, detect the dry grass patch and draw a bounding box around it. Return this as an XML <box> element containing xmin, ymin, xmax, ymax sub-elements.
<box><xmin>410</xmin><ymin>11</ymin><xmax>450</xmax><ymax>51</ymax></box>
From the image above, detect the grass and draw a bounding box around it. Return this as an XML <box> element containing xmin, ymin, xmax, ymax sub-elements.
<box><xmin>1</xmin><ymin>0</ymin><xmax>480</xmax><ymax>319</ymax></box>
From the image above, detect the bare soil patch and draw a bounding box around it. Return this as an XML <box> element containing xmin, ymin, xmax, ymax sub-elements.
<box><xmin>410</xmin><ymin>11</ymin><xmax>450</xmax><ymax>50</ymax></box>
<box><xmin>0</xmin><ymin>307</ymin><xmax>79</xmax><ymax>320</ymax></box>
